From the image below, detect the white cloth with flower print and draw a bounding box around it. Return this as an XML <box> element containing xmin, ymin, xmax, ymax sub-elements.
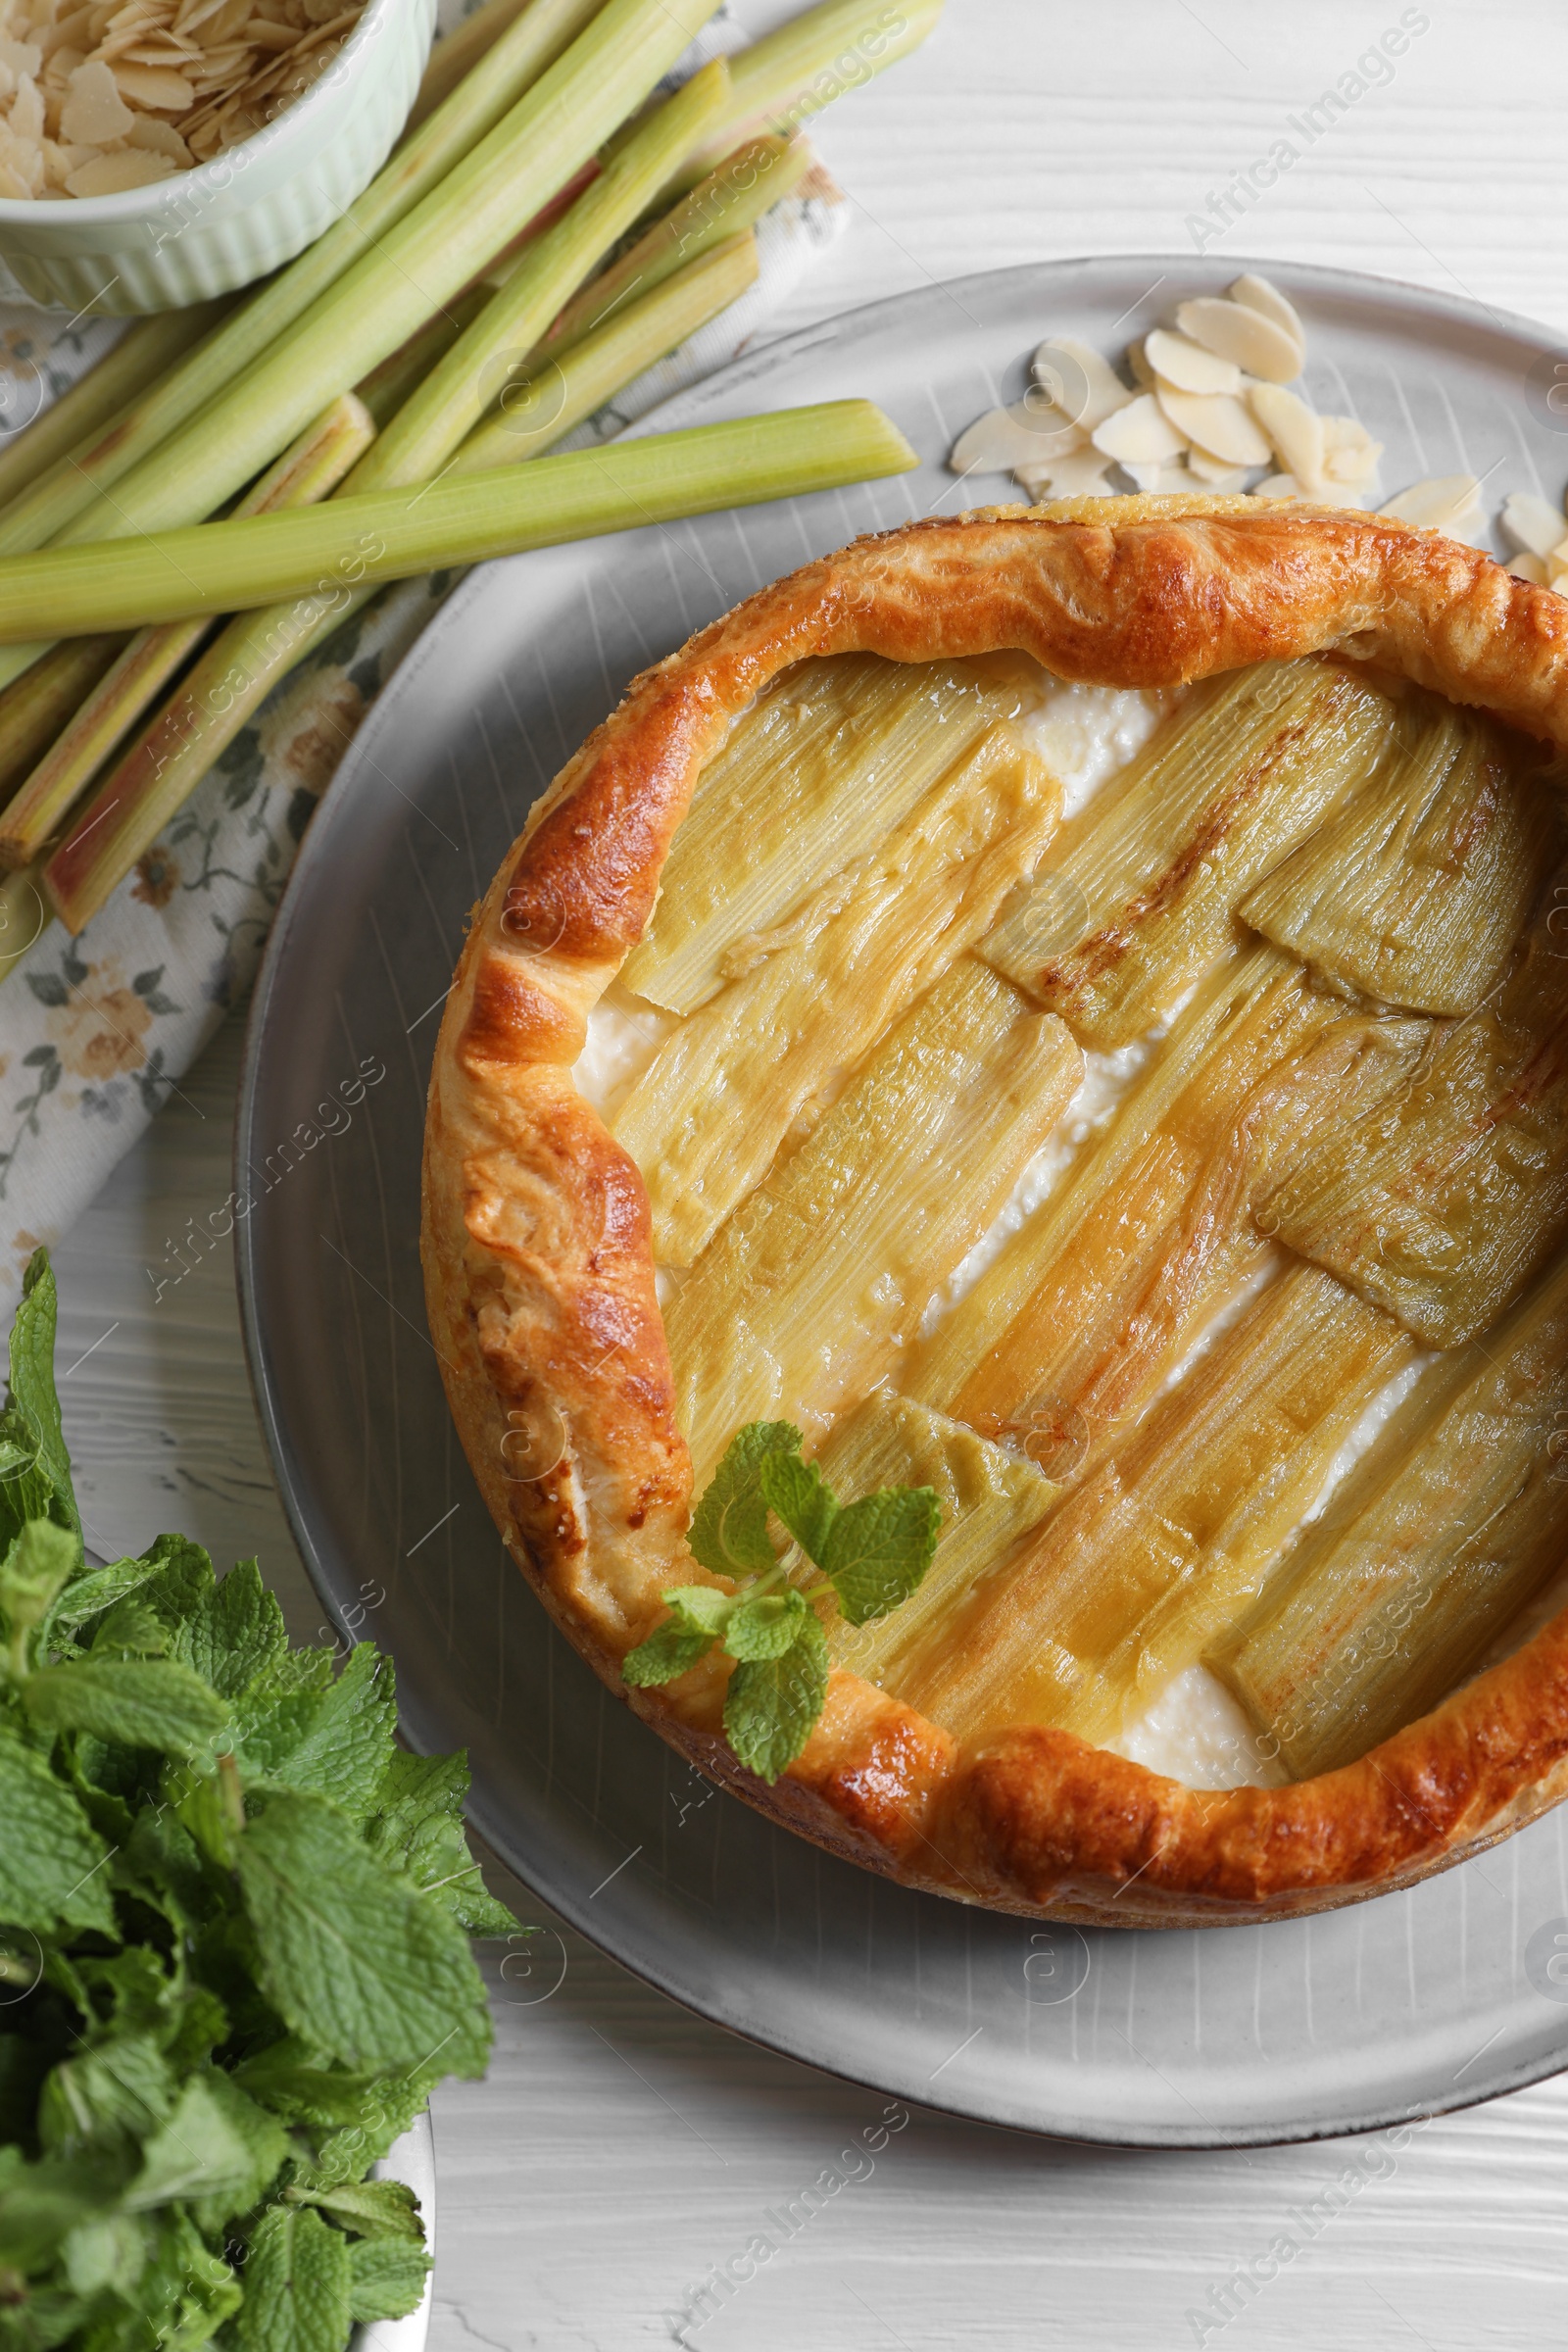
<box><xmin>0</xmin><ymin>1</ymin><xmax>847</xmax><ymax>1311</ymax></box>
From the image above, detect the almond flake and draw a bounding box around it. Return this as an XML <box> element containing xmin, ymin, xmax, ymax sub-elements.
<box><xmin>1030</xmin><ymin>335</ymin><xmax>1134</xmax><ymax>431</ymax></box>
<box><xmin>950</xmin><ymin>401</ymin><xmax>1084</xmax><ymax>476</ymax></box>
<box><xmin>1121</xmin><ymin>460</ymin><xmax>1195</xmax><ymax>494</ymax></box>
<box><xmin>111</xmin><ymin>56</ymin><xmax>187</xmax><ymax>101</ymax></box>
<box><xmin>1380</xmin><ymin>474</ymin><xmax>1488</xmax><ymax>544</ymax></box>
<box><xmin>1507</xmin><ymin>552</ymin><xmax>1549</xmax><ymax>585</ymax></box>
<box><xmin>1250</xmin><ymin>473</ymin><xmax>1304</xmax><ymax>501</ymax></box>
<box><xmin>9</xmin><ymin>69</ymin><xmax>42</xmax><ymax>137</ymax></box>
<box><xmin>1154</xmin><ymin>385</ymin><xmax>1271</xmax><ymax>467</ymax></box>
<box><xmin>1125</xmin><ymin>338</ymin><xmax>1154</xmax><ymax>389</ymax></box>
<box><xmin>1013</xmin><ymin>444</ymin><xmax>1118</xmax><ymax>501</ymax></box>
<box><xmin>1228</xmin><ymin>273</ymin><xmax>1305</xmax><ymax>349</ymax></box>
<box><xmin>60</xmin><ymin>54</ymin><xmax>132</xmax><ymax>137</ymax></box>
<box><xmin>1322</xmin><ymin>443</ymin><xmax>1381</xmax><ymax>490</ymax></box>
<box><xmin>1092</xmin><ymin>390</ymin><xmax>1187</xmax><ymax>466</ymax></box>
<box><xmin>65</xmin><ymin>140</ymin><xmax>171</xmax><ymax>187</ymax></box>
<box><xmin>1247</xmin><ymin>382</ymin><xmax>1326</xmax><ymax>492</ymax></box>
<box><xmin>1499</xmin><ymin>491</ymin><xmax>1566</xmax><ymax>562</ymax></box>
<box><xmin>1185</xmin><ymin>446</ymin><xmax>1252</xmax><ymax>491</ymax></box>
<box><xmin>126</xmin><ymin>102</ymin><xmax>184</xmax><ymax>153</ymax></box>
<box><xmin>1174</xmin><ymin>296</ymin><xmax>1302</xmax><ymax>384</ymax></box>
<box><xmin>1144</xmin><ymin>327</ymin><xmax>1240</xmax><ymax>396</ymax></box>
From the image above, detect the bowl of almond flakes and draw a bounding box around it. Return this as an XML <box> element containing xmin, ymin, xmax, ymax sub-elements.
<box><xmin>0</xmin><ymin>0</ymin><xmax>433</xmax><ymax>314</ymax></box>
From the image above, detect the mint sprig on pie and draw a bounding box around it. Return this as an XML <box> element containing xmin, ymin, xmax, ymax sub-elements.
<box><xmin>623</xmin><ymin>1422</ymin><xmax>939</xmax><ymax>1783</ymax></box>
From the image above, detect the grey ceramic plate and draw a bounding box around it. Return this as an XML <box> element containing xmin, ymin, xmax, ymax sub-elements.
<box><xmin>236</xmin><ymin>256</ymin><xmax>1568</xmax><ymax>2148</ymax></box>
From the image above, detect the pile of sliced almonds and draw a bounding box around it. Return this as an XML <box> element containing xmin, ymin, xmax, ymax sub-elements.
<box><xmin>951</xmin><ymin>273</ymin><xmax>1568</xmax><ymax>591</ymax></box>
<box><xmin>0</xmin><ymin>0</ymin><xmax>365</xmax><ymax>197</ymax></box>
<box><xmin>952</xmin><ymin>276</ymin><xmax>1383</xmax><ymax>508</ymax></box>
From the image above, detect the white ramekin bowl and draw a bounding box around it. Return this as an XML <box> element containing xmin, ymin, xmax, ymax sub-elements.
<box><xmin>0</xmin><ymin>0</ymin><xmax>436</xmax><ymax>317</ymax></box>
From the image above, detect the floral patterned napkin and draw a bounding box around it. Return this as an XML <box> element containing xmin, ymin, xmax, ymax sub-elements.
<box><xmin>0</xmin><ymin>2</ymin><xmax>847</xmax><ymax>1311</ymax></box>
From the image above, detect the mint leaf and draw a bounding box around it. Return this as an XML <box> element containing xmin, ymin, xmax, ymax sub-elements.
<box><xmin>252</xmin><ymin>1642</ymin><xmax>396</xmax><ymax>1819</ymax></box>
<box><xmin>176</xmin><ymin>1559</ymin><xmax>285</xmax><ymax>1698</ymax></box>
<box><xmin>367</xmin><ymin>1746</ymin><xmax>467</xmax><ymax>1830</ymax></box>
<box><xmin>254</xmin><ymin>1646</ymin><xmax>335</xmax><ymax>1699</ymax></box>
<box><xmin>724</xmin><ymin>1588</ymin><xmax>810</xmax><ymax>1661</ymax></box>
<box><xmin>91</xmin><ymin>1592</ymin><xmax>169</xmax><ymax>1656</ymax></box>
<box><xmin>758</xmin><ymin>1449</ymin><xmax>838</xmax><ymax>1564</ymax></box>
<box><xmin>363</xmin><ymin>1756</ymin><xmax>517</xmax><ymax>1937</ymax></box>
<box><xmin>291</xmin><ymin>2065</ymin><xmax>441</xmax><ymax>2196</ymax></box>
<box><xmin>7</xmin><ymin>1252</ymin><xmax>76</xmax><ymax>1535</ymax></box>
<box><xmin>286</xmin><ymin>2178</ymin><xmax>422</xmax><ymax>2241</ymax></box>
<box><xmin>659</xmin><ymin>1585</ymin><xmax>732</xmax><ymax>1638</ymax></box>
<box><xmin>139</xmin><ymin>1535</ymin><xmax>218</xmax><ymax>1632</ymax></box>
<box><xmin>621</xmin><ymin>1586</ymin><xmax>731</xmax><ymax>1688</ymax></box>
<box><xmin>126</xmin><ymin>2073</ymin><xmax>286</xmax><ymax>2221</ymax></box>
<box><xmin>621</xmin><ymin>1621</ymin><xmax>713</xmax><ymax>1685</ymax></box>
<box><xmin>232</xmin><ymin>2041</ymin><xmax>388</xmax><ymax>2132</ymax></box>
<box><xmin>24</xmin><ymin>1657</ymin><xmax>229</xmax><ymax>1759</ymax></box>
<box><xmin>40</xmin><ymin>1554</ymin><xmax>155</xmax><ymax>1654</ymax></box>
<box><xmin>687</xmin><ymin>1422</ymin><xmax>800</xmax><ymax>1578</ymax></box>
<box><xmin>223</xmin><ymin>1690</ymin><xmax>322</xmax><ymax>1782</ymax></box>
<box><xmin>38</xmin><ymin>2034</ymin><xmax>174</xmax><ymax>2158</ymax></box>
<box><xmin>0</xmin><ymin>1413</ymin><xmax>62</xmax><ymax>1568</ymax></box>
<box><xmin>237</xmin><ymin>2204</ymin><xmax>351</xmax><ymax>2352</ymax></box>
<box><xmin>346</xmin><ymin>2233</ymin><xmax>430</xmax><ymax>2323</ymax></box>
<box><xmin>0</xmin><ymin>1724</ymin><xmax>115</xmax><ymax>1934</ymax></box>
<box><xmin>820</xmin><ymin>1487</ymin><xmax>942</xmax><ymax>1626</ymax></box>
<box><xmin>0</xmin><ymin>2150</ymin><xmax>123</xmax><ymax>2274</ymax></box>
<box><xmin>236</xmin><ymin>1790</ymin><xmax>491</xmax><ymax>2075</ymax></box>
<box><xmin>722</xmin><ymin>1611</ymin><xmax>829</xmax><ymax>1784</ymax></box>
<box><xmin>137</xmin><ymin>2206</ymin><xmax>240</xmax><ymax>2352</ymax></box>
<box><xmin>0</xmin><ymin>1519</ymin><xmax>79</xmax><ymax>1638</ymax></box>
<box><xmin>61</xmin><ymin>2210</ymin><xmax>146</xmax><ymax>2298</ymax></box>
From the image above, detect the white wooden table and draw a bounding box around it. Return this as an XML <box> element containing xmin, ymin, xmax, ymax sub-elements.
<box><xmin>54</xmin><ymin>3</ymin><xmax>1568</xmax><ymax>2343</ymax></box>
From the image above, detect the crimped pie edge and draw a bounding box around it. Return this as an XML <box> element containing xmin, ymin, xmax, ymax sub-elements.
<box><xmin>419</xmin><ymin>492</ymin><xmax>1568</xmax><ymax>1926</ymax></box>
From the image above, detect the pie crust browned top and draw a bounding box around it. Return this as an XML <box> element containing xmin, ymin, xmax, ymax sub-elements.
<box><xmin>420</xmin><ymin>493</ymin><xmax>1568</xmax><ymax>1926</ymax></box>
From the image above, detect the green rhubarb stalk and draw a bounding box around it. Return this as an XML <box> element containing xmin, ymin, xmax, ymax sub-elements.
<box><xmin>659</xmin><ymin>0</ymin><xmax>942</xmax><ymax>194</ymax></box>
<box><xmin>455</xmin><ymin>229</ymin><xmax>758</xmax><ymax>470</ymax></box>
<box><xmin>405</xmin><ymin>0</ymin><xmax>544</xmax><ymax>132</ymax></box>
<box><xmin>0</xmin><ymin>397</ymin><xmax>376</xmax><ymax>870</ymax></box>
<box><xmin>538</xmin><ymin>131</ymin><xmax>808</xmax><ymax>364</ymax></box>
<box><xmin>43</xmin><ymin>402</ymin><xmax>915</xmax><ymax>934</ymax></box>
<box><xmin>0</xmin><ymin>0</ymin><xmax>614</xmax><ymax>572</ymax></box>
<box><xmin>354</xmin><ymin>288</ymin><xmax>497</xmax><ymax>431</ymax></box>
<box><xmin>359</xmin><ymin>57</ymin><xmax>732</xmax><ymax>490</ymax></box>
<box><xmin>0</xmin><ymin>636</ymin><xmax>127</xmax><ymax>799</ymax></box>
<box><xmin>0</xmin><ymin>301</ymin><xmax>230</xmax><ymax>520</ymax></box>
<box><xmin>8</xmin><ymin>404</ymin><xmax>912</xmax><ymax>638</ymax></box>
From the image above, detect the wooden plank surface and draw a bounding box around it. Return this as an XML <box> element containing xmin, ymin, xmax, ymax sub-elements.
<box><xmin>55</xmin><ymin>4</ymin><xmax>1568</xmax><ymax>2342</ymax></box>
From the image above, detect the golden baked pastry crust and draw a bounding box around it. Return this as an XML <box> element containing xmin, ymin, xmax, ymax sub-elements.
<box><xmin>420</xmin><ymin>493</ymin><xmax>1568</xmax><ymax>1926</ymax></box>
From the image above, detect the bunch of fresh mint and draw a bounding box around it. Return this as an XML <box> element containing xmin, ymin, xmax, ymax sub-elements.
<box><xmin>622</xmin><ymin>1421</ymin><xmax>940</xmax><ymax>1782</ymax></box>
<box><xmin>0</xmin><ymin>1251</ymin><xmax>517</xmax><ymax>2352</ymax></box>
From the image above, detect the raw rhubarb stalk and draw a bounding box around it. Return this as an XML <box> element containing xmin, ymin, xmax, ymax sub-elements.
<box><xmin>0</xmin><ymin>396</ymin><xmax>376</xmax><ymax>870</ymax></box>
<box><xmin>0</xmin><ymin>301</ymin><xmax>229</xmax><ymax>520</ymax></box>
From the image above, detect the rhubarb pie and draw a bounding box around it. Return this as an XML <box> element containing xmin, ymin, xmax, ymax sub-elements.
<box><xmin>421</xmin><ymin>494</ymin><xmax>1568</xmax><ymax>1925</ymax></box>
